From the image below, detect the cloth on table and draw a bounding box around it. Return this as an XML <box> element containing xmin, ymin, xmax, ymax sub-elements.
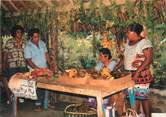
<box><xmin>8</xmin><ymin>73</ymin><xmax>37</xmax><ymax>100</ymax></box>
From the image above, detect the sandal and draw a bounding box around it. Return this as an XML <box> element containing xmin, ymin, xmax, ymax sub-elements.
<box><xmin>34</xmin><ymin>106</ymin><xmax>42</xmax><ymax>112</ymax></box>
<box><xmin>48</xmin><ymin>103</ymin><xmax>55</xmax><ymax>109</ymax></box>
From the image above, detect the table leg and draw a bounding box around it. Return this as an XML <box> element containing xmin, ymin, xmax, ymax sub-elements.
<box><xmin>12</xmin><ymin>96</ymin><xmax>17</xmax><ymax>117</ymax></box>
<box><xmin>43</xmin><ymin>90</ymin><xmax>49</xmax><ymax>109</ymax></box>
<box><xmin>96</xmin><ymin>95</ymin><xmax>104</xmax><ymax>117</ymax></box>
<box><xmin>0</xmin><ymin>86</ymin><xmax>1</xmax><ymax>112</ymax></box>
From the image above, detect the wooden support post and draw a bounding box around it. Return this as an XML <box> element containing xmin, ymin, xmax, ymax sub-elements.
<box><xmin>43</xmin><ymin>90</ymin><xmax>49</xmax><ymax>110</ymax></box>
<box><xmin>0</xmin><ymin>84</ymin><xmax>2</xmax><ymax>112</ymax></box>
<box><xmin>49</xmin><ymin>19</ymin><xmax>58</xmax><ymax>73</ymax></box>
<box><xmin>8</xmin><ymin>0</ymin><xmax>19</xmax><ymax>12</ymax></box>
<box><xmin>1</xmin><ymin>3</ymin><xmax>9</xmax><ymax>11</ymax></box>
<box><xmin>92</xmin><ymin>31</ymin><xmax>96</xmax><ymax>58</ymax></box>
<box><xmin>0</xmin><ymin>39</ymin><xmax>2</xmax><ymax>75</ymax></box>
<box><xmin>12</xmin><ymin>96</ymin><xmax>17</xmax><ymax>117</ymax></box>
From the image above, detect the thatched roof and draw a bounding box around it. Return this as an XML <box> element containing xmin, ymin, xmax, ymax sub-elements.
<box><xmin>1</xmin><ymin>0</ymin><xmax>51</xmax><ymax>12</ymax></box>
<box><xmin>1</xmin><ymin>0</ymin><xmax>129</xmax><ymax>17</ymax></box>
<box><xmin>1</xmin><ymin>0</ymin><xmax>76</xmax><ymax>17</ymax></box>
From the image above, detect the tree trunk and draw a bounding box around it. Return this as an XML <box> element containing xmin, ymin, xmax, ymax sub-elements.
<box><xmin>0</xmin><ymin>39</ymin><xmax>2</xmax><ymax>75</ymax></box>
<box><xmin>92</xmin><ymin>31</ymin><xmax>96</xmax><ymax>57</ymax></box>
<box><xmin>49</xmin><ymin>20</ymin><xmax>58</xmax><ymax>73</ymax></box>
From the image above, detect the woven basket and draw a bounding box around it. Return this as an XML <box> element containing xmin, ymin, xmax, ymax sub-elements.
<box><xmin>64</xmin><ymin>103</ymin><xmax>97</xmax><ymax>117</ymax></box>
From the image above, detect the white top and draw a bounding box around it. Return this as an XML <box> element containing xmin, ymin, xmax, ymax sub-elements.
<box><xmin>124</xmin><ymin>39</ymin><xmax>152</xmax><ymax>70</ymax></box>
<box><xmin>95</xmin><ymin>60</ymin><xmax>117</xmax><ymax>72</ymax></box>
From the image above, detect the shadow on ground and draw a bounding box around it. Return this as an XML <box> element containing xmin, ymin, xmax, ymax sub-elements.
<box><xmin>0</xmin><ymin>89</ymin><xmax>166</xmax><ymax>117</ymax></box>
<box><xmin>0</xmin><ymin>100</ymin><xmax>69</xmax><ymax>117</ymax></box>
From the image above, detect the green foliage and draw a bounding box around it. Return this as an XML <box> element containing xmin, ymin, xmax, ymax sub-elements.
<box><xmin>146</xmin><ymin>1</ymin><xmax>155</xmax><ymax>30</ymax></box>
<box><xmin>57</xmin><ymin>32</ymin><xmax>97</xmax><ymax>70</ymax></box>
<box><xmin>80</xmin><ymin>56</ymin><xmax>96</xmax><ymax>69</ymax></box>
<box><xmin>153</xmin><ymin>41</ymin><xmax>166</xmax><ymax>84</ymax></box>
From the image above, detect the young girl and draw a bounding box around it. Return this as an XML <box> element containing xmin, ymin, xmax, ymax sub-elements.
<box><xmin>88</xmin><ymin>48</ymin><xmax>117</xmax><ymax>108</ymax></box>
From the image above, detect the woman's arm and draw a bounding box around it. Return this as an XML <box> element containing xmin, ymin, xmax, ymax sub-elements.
<box><xmin>26</xmin><ymin>58</ymin><xmax>39</xmax><ymax>69</ymax></box>
<box><xmin>113</xmin><ymin>57</ymin><xmax>124</xmax><ymax>71</ymax></box>
<box><xmin>133</xmin><ymin>47</ymin><xmax>153</xmax><ymax>79</ymax></box>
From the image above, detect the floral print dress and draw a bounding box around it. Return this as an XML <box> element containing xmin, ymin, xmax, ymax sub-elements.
<box><xmin>124</xmin><ymin>39</ymin><xmax>153</xmax><ymax>100</ymax></box>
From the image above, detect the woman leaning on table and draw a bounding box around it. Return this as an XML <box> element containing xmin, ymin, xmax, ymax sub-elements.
<box><xmin>114</xmin><ymin>23</ymin><xmax>153</xmax><ymax>117</ymax></box>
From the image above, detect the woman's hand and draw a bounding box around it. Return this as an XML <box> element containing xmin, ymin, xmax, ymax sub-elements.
<box><xmin>113</xmin><ymin>57</ymin><xmax>124</xmax><ymax>72</ymax></box>
<box><xmin>113</xmin><ymin>66</ymin><xmax>118</xmax><ymax>71</ymax></box>
<box><xmin>132</xmin><ymin>60</ymin><xmax>143</xmax><ymax>68</ymax></box>
<box><xmin>132</xmin><ymin>71</ymin><xmax>140</xmax><ymax>81</ymax></box>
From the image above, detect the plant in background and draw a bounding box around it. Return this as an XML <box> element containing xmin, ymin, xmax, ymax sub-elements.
<box><xmin>57</xmin><ymin>32</ymin><xmax>97</xmax><ymax>70</ymax></box>
<box><xmin>1</xmin><ymin>0</ymin><xmax>166</xmax><ymax>85</ymax></box>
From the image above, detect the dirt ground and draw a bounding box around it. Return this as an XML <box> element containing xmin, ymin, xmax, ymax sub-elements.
<box><xmin>150</xmin><ymin>89</ymin><xmax>166</xmax><ymax>113</ymax></box>
<box><xmin>0</xmin><ymin>88</ymin><xmax>166</xmax><ymax>117</ymax></box>
<box><xmin>0</xmin><ymin>100</ymin><xmax>65</xmax><ymax>117</ymax></box>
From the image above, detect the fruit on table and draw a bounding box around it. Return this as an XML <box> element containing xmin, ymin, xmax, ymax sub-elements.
<box><xmin>30</xmin><ymin>68</ymin><xmax>53</xmax><ymax>80</ymax></box>
<box><xmin>65</xmin><ymin>68</ymin><xmax>78</xmax><ymax>78</ymax></box>
<box><xmin>100</xmin><ymin>67</ymin><xmax>114</xmax><ymax>80</ymax></box>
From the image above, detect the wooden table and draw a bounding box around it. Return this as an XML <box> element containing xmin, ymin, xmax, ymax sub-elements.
<box><xmin>37</xmin><ymin>75</ymin><xmax>134</xmax><ymax>117</ymax></box>
<box><xmin>12</xmin><ymin>74</ymin><xmax>134</xmax><ymax>117</ymax></box>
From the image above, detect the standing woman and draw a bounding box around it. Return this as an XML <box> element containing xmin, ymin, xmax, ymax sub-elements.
<box><xmin>24</xmin><ymin>28</ymin><xmax>53</xmax><ymax>110</ymax></box>
<box><xmin>2</xmin><ymin>25</ymin><xmax>27</xmax><ymax>103</ymax></box>
<box><xmin>114</xmin><ymin>23</ymin><xmax>153</xmax><ymax>117</ymax></box>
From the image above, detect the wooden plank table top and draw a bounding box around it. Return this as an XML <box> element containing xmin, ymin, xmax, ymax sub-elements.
<box><xmin>37</xmin><ymin>74</ymin><xmax>134</xmax><ymax>98</ymax></box>
<box><xmin>36</xmin><ymin>74</ymin><xmax>134</xmax><ymax>117</ymax></box>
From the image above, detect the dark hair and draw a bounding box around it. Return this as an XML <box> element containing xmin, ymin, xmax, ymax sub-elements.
<box><xmin>28</xmin><ymin>28</ymin><xmax>40</xmax><ymax>38</ymax></box>
<box><xmin>128</xmin><ymin>23</ymin><xmax>143</xmax><ymax>35</ymax></box>
<box><xmin>11</xmin><ymin>25</ymin><xmax>24</xmax><ymax>37</ymax></box>
<box><xmin>99</xmin><ymin>48</ymin><xmax>112</xmax><ymax>60</ymax></box>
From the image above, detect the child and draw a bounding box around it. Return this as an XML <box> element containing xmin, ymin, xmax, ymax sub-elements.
<box><xmin>88</xmin><ymin>48</ymin><xmax>116</xmax><ymax>108</ymax></box>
